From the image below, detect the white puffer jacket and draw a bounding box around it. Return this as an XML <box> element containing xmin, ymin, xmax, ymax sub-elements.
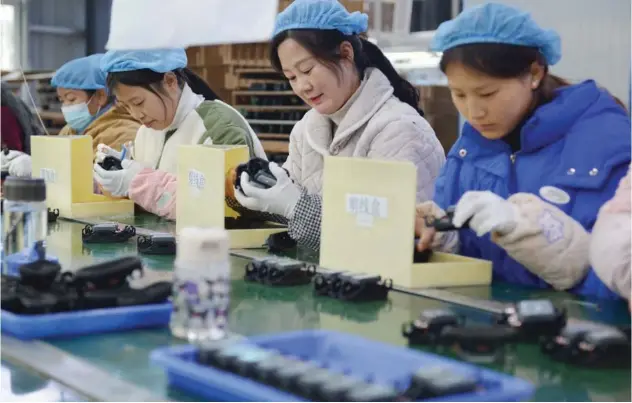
<box><xmin>284</xmin><ymin>67</ymin><xmax>446</xmax><ymax>250</ymax></box>
<box><xmin>284</xmin><ymin>67</ymin><xmax>445</xmax><ymax>202</ymax></box>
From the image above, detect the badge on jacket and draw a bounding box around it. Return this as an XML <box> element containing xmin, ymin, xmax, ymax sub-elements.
<box><xmin>539</xmin><ymin>186</ymin><xmax>571</xmax><ymax>205</ymax></box>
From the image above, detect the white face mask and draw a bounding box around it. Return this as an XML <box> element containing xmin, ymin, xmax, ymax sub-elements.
<box><xmin>61</xmin><ymin>95</ymin><xmax>100</xmax><ymax>132</ymax></box>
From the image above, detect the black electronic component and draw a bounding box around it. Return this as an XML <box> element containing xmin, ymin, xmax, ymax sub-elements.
<box><xmin>265</xmin><ymin>259</ymin><xmax>314</xmax><ymax>286</ymax></box>
<box><xmin>346</xmin><ymin>383</ymin><xmax>399</xmax><ymax>402</ymax></box>
<box><xmin>402</xmin><ymin>366</ymin><xmax>478</xmax><ymax>400</ymax></box>
<box><xmin>402</xmin><ymin>309</ymin><xmax>463</xmax><ymax>345</ymax></box>
<box><xmin>250</xmin><ymin>354</ymin><xmax>291</xmax><ymax>383</ymax></box>
<box><xmin>234</xmin><ymin>158</ymin><xmax>277</xmax><ymax>192</ymax></box>
<box><xmin>244</xmin><ymin>257</ymin><xmax>314</xmax><ymax>286</ymax></box>
<box><xmin>319</xmin><ymin>375</ymin><xmax>365</xmax><ymax>402</ymax></box>
<box><xmin>336</xmin><ymin>273</ymin><xmax>392</xmax><ymax>302</ymax></box>
<box><xmin>244</xmin><ymin>257</ymin><xmax>276</xmax><ymax>283</ymax></box>
<box><xmin>312</xmin><ymin>269</ymin><xmax>347</xmax><ymax>297</ymax></box>
<box><xmin>48</xmin><ymin>282</ymin><xmax>79</xmax><ymax>312</ymax></box>
<box><xmin>116</xmin><ymin>281</ymin><xmax>173</xmax><ymax>307</ymax></box>
<box><xmin>497</xmin><ymin>299</ymin><xmax>566</xmax><ymax>341</ymax></box>
<box><xmin>231</xmin><ymin>346</ymin><xmax>277</xmax><ymax>378</ymax></box>
<box><xmin>266</xmin><ymin>231</ymin><xmax>297</xmax><ymax>253</ymax></box>
<box><xmin>437</xmin><ymin>325</ymin><xmax>518</xmax><ymax>362</ymax></box>
<box><xmin>413</xmin><ymin>238</ymin><xmax>433</xmax><ymax>263</ymax></box>
<box><xmin>1</xmin><ymin>275</ymin><xmax>22</xmax><ymax>312</ymax></box>
<box><xmin>540</xmin><ymin>322</ymin><xmax>601</xmax><ymax>362</ymax></box>
<box><xmin>82</xmin><ymin>223</ymin><xmax>136</xmax><ymax>244</ymax></box>
<box><xmin>18</xmin><ymin>259</ymin><xmax>62</xmax><ymax>291</ymax></box>
<box><xmin>137</xmin><ymin>234</ymin><xmax>176</xmax><ymax>255</ymax></box>
<box><xmin>268</xmin><ymin>359</ymin><xmax>315</xmax><ymax>391</ymax></box>
<box><xmin>293</xmin><ymin>367</ymin><xmax>339</xmax><ymax>399</ymax></box>
<box><xmin>81</xmin><ymin>287</ymin><xmax>124</xmax><ymax>310</ymax></box>
<box><xmin>425</xmin><ymin>206</ymin><xmax>470</xmax><ymax>232</ymax></box>
<box><xmin>575</xmin><ymin>328</ymin><xmax>631</xmax><ymax>368</ymax></box>
<box><xmin>17</xmin><ymin>288</ymin><xmax>59</xmax><ymax>314</ymax></box>
<box><xmin>196</xmin><ymin>340</ymin><xmax>240</xmax><ymax>368</ymax></box>
<box><xmin>212</xmin><ymin>344</ymin><xmax>247</xmax><ymax>372</ymax></box>
<box><xmin>47</xmin><ymin>208</ymin><xmax>59</xmax><ymax>223</ymax></box>
<box><xmin>65</xmin><ymin>256</ymin><xmax>144</xmax><ymax>291</ymax></box>
<box><xmin>541</xmin><ymin>324</ymin><xmax>631</xmax><ymax>368</ymax></box>
<box><xmin>99</xmin><ymin>156</ymin><xmax>123</xmax><ymax>171</ymax></box>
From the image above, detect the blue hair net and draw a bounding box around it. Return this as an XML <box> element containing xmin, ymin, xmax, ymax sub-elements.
<box><xmin>273</xmin><ymin>0</ymin><xmax>368</xmax><ymax>37</ymax></box>
<box><xmin>100</xmin><ymin>48</ymin><xmax>187</xmax><ymax>74</ymax></box>
<box><xmin>51</xmin><ymin>54</ymin><xmax>106</xmax><ymax>90</ymax></box>
<box><xmin>430</xmin><ymin>3</ymin><xmax>562</xmax><ymax>66</ymax></box>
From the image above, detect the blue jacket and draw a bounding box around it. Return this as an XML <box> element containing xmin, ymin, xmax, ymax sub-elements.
<box><xmin>435</xmin><ymin>80</ymin><xmax>631</xmax><ymax>300</ymax></box>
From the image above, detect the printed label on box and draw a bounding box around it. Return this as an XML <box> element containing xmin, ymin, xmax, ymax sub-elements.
<box><xmin>40</xmin><ymin>168</ymin><xmax>56</xmax><ymax>184</ymax></box>
<box><xmin>188</xmin><ymin>169</ymin><xmax>206</xmax><ymax>196</ymax></box>
<box><xmin>345</xmin><ymin>193</ymin><xmax>388</xmax><ymax>228</ymax></box>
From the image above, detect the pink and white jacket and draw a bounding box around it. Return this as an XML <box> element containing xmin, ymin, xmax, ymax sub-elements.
<box><xmin>590</xmin><ymin>166</ymin><xmax>631</xmax><ymax>299</ymax></box>
<box><xmin>127</xmin><ymin>85</ymin><xmax>265</xmax><ymax>219</ymax></box>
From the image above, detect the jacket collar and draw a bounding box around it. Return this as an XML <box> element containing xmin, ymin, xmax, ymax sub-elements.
<box><xmin>305</xmin><ymin>68</ymin><xmax>394</xmax><ymax>156</ymax></box>
<box><xmin>463</xmin><ymin>80</ymin><xmax>603</xmax><ymax>154</ymax></box>
<box><xmin>164</xmin><ymin>84</ymin><xmax>204</xmax><ymax>132</ymax></box>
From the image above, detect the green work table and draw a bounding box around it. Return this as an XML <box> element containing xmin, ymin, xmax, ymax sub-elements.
<box><xmin>2</xmin><ymin>216</ymin><xmax>630</xmax><ymax>401</ymax></box>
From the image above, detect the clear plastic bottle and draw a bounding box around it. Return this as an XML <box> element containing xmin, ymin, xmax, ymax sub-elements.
<box><xmin>170</xmin><ymin>227</ymin><xmax>231</xmax><ymax>343</ymax></box>
<box><xmin>2</xmin><ymin>177</ymin><xmax>48</xmax><ymax>274</ymax></box>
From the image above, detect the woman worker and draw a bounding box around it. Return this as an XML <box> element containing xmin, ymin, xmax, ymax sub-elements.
<box><xmin>0</xmin><ymin>87</ymin><xmax>45</xmax><ymax>177</ymax></box>
<box><xmin>93</xmin><ymin>48</ymin><xmax>266</xmax><ymax>219</ymax></box>
<box><xmin>234</xmin><ymin>0</ymin><xmax>445</xmax><ymax>250</ymax></box>
<box><xmin>52</xmin><ymin>53</ymin><xmax>140</xmax><ymax>154</ymax></box>
<box><xmin>415</xmin><ymin>3</ymin><xmax>631</xmax><ymax>299</ymax></box>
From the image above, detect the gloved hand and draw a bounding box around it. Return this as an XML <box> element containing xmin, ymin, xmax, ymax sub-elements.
<box><xmin>93</xmin><ymin>159</ymin><xmax>144</xmax><ymax>197</ymax></box>
<box><xmin>1</xmin><ymin>150</ymin><xmax>32</xmax><ymax>177</ymax></box>
<box><xmin>95</xmin><ymin>143</ymin><xmax>131</xmax><ymax>163</ymax></box>
<box><xmin>453</xmin><ymin>191</ymin><xmax>518</xmax><ymax>237</ymax></box>
<box><xmin>415</xmin><ymin>201</ymin><xmax>459</xmax><ymax>253</ymax></box>
<box><xmin>234</xmin><ymin>162</ymin><xmax>301</xmax><ymax>218</ymax></box>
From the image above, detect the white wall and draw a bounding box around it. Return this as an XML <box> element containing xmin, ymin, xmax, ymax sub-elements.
<box><xmin>463</xmin><ymin>0</ymin><xmax>631</xmax><ymax>109</ymax></box>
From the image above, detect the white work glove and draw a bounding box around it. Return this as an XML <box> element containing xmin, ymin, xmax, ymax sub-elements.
<box><xmin>1</xmin><ymin>150</ymin><xmax>32</xmax><ymax>177</ymax></box>
<box><xmin>453</xmin><ymin>191</ymin><xmax>518</xmax><ymax>237</ymax></box>
<box><xmin>95</xmin><ymin>143</ymin><xmax>131</xmax><ymax>163</ymax></box>
<box><xmin>234</xmin><ymin>162</ymin><xmax>301</xmax><ymax>218</ymax></box>
<box><xmin>93</xmin><ymin>159</ymin><xmax>144</xmax><ymax>197</ymax></box>
<box><xmin>415</xmin><ymin>201</ymin><xmax>459</xmax><ymax>253</ymax></box>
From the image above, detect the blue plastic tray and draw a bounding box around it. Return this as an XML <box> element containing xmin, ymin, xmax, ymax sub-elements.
<box><xmin>151</xmin><ymin>330</ymin><xmax>535</xmax><ymax>402</ymax></box>
<box><xmin>2</xmin><ymin>303</ymin><xmax>172</xmax><ymax>340</ymax></box>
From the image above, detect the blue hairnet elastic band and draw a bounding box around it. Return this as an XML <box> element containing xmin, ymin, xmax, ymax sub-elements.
<box><xmin>273</xmin><ymin>0</ymin><xmax>368</xmax><ymax>37</ymax></box>
<box><xmin>100</xmin><ymin>49</ymin><xmax>187</xmax><ymax>74</ymax></box>
<box><xmin>51</xmin><ymin>54</ymin><xmax>107</xmax><ymax>90</ymax></box>
<box><xmin>430</xmin><ymin>3</ymin><xmax>562</xmax><ymax>66</ymax></box>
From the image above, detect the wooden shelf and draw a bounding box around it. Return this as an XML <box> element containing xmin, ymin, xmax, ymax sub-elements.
<box><xmin>235</xmin><ymin>105</ymin><xmax>308</xmax><ymax>111</ymax></box>
<box><xmin>258</xmin><ymin>133</ymin><xmax>289</xmax><ymax>140</ymax></box>
<box><xmin>37</xmin><ymin>110</ymin><xmax>64</xmax><ymax>122</ymax></box>
<box><xmin>261</xmin><ymin>140</ymin><xmax>289</xmax><ymax>154</ymax></box>
<box><xmin>248</xmin><ymin>119</ymin><xmax>299</xmax><ymax>126</ymax></box>
<box><xmin>233</xmin><ymin>90</ymin><xmax>295</xmax><ymax>96</ymax></box>
<box><xmin>235</xmin><ymin>68</ymin><xmax>277</xmax><ymax>75</ymax></box>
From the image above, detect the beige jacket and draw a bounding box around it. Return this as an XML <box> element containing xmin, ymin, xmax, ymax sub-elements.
<box><xmin>59</xmin><ymin>104</ymin><xmax>140</xmax><ymax>154</ymax></box>
<box><xmin>590</xmin><ymin>166</ymin><xmax>631</xmax><ymax>299</ymax></box>
<box><xmin>417</xmin><ymin>195</ymin><xmax>591</xmax><ymax>290</ymax></box>
<box><xmin>494</xmin><ymin>193</ymin><xmax>591</xmax><ymax>290</ymax></box>
<box><xmin>284</xmin><ymin>67</ymin><xmax>445</xmax><ymax>202</ymax></box>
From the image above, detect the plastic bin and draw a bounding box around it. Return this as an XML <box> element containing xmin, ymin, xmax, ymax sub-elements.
<box><xmin>2</xmin><ymin>303</ymin><xmax>171</xmax><ymax>340</ymax></box>
<box><xmin>151</xmin><ymin>329</ymin><xmax>534</xmax><ymax>401</ymax></box>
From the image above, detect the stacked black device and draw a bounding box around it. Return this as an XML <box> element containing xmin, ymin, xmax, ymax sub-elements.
<box><xmin>403</xmin><ymin>300</ymin><xmax>631</xmax><ymax>368</ymax></box>
<box><xmin>196</xmin><ymin>341</ymin><xmax>479</xmax><ymax>401</ymax></box>
<box><xmin>1</xmin><ymin>256</ymin><xmax>171</xmax><ymax>315</ymax></box>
